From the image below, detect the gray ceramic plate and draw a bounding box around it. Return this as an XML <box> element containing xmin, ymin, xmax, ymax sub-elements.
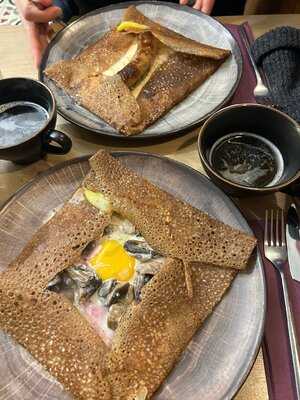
<box><xmin>0</xmin><ymin>153</ymin><xmax>265</xmax><ymax>400</ymax></box>
<box><xmin>39</xmin><ymin>1</ymin><xmax>242</xmax><ymax>139</ymax></box>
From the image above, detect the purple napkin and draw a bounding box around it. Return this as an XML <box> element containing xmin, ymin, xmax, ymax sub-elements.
<box><xmin>222</xmin><ymin>22</ymin><xmax>299</xmax><ymax>400</ymax></box>
<box><xmin>225</xmin><ymin>22</ymin><xmax>257</xmax><ymax>105</ymax></box>
<box><xmin>251</xmin><ymin>222</ymin><xmax>300</xmax><ymax>400</ymax></box>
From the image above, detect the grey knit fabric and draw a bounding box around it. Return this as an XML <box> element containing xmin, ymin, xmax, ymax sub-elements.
<box><xmin>252</xmin><ymin>26</ymin><xmax>300</xmax><ymax>122</ymax></box>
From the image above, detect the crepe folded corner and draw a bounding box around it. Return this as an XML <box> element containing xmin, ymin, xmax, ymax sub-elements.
<box><xmin>45</xmin><ymin>6</ymin><xmax>231</xmax><ymax>135</ymax></box>
<box><xmin>0</xmin><ymin>151</ymin><xmax>256</xmax><ymax>400</ymax></box>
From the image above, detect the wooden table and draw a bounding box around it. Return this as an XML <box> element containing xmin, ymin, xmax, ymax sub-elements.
<box><xmin>1</xmin><ymin>13</ymin><xmax>299</xmax><ymax>400</ymax></box>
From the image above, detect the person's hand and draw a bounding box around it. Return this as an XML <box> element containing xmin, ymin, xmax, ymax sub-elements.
<box><xmin>179</xmin><ymin>0</ymin><xmax>216</xmax><ymax>14</ymax></box>
<box><xmin>15</xmin><ymin>0</ymin><xmax>62</xmax><ymax>67</ymax></box>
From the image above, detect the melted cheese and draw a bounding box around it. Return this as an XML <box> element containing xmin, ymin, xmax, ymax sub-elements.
<box><xmin>117</xmin><ymin>21</ymin><xmax>149</xmax><ymax>32</ymax></box>
<box><xmin>133</xmin><ymin>387</ymin><xmax>148</xmax><ymax>400</ymax></box>
<box><xmin>132</xmin><ymin>42</ymin><xmax>174</xmax><ymax>98</ymax></box>
<box><xmin>103</xmin><ymin>41</ymin><xmax>138</xmax><ymax>77</ymax></box>
<box><xmin>84</xmin><ymin>189</ymin><xmax>112</xmax><ymax>213</ymax></box>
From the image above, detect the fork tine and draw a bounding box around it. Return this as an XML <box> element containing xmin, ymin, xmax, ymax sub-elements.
<box><xmin>281</xmin><ymin>209</ymin><xmax>286</xmax><ymax>246</ymax></box>
<box><xmin>270</xmin><ymin>209</ymin><xmax>274</xmax><ymax>246</ymax></box>
<box><xmin>276</xmin><ymin>209</ymin><xmax>280</xmax><ymax>246</ymax></box>
<box><xmin>264</xmin><ymin>210</ymin><xmax>269</xmax><ymax>246</ymax></box>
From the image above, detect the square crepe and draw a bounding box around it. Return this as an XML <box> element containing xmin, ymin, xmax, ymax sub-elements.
<box><xmin>0</xmin><ymin>151</ymin><xmax>256</xmax><ymax>400</ymax></box>
<box><xmin>45</xmin><ymin>6</ymin><xmax>231</xmax><ymax>135</ymax></box>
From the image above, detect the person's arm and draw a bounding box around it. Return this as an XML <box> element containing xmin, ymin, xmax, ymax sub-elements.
<box><xmin>15</xmin><ymin>0</ymin><xmax>77</xmax><ymax>67</ymax></box>
<box><xmin>179</xmin><ymin>0</ymin><xmax>216</xmax><ymax>13</ymax></box>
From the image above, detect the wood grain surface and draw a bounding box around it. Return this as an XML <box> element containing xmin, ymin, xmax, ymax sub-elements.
<box><xmin>245</xmin><ymin>0</ymin><xmax>300</xmax><ymax>14</ymax></box>
<box><xmin>1</xmin><ymin>13</ymin><xmax>299</xmax><ymax>399</ymax></box>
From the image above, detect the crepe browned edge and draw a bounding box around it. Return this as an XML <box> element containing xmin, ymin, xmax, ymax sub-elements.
<box><xmin>123</xmin><ymin>6</ymin><xmax>230</xmax><ymax>60</ymax></box>
<box><xmin>44</xmin><ymin>29</ymin><xmax>135</xmax><ymax>91</ymax></box>
<box><xmin>137</xmin><ymin>52</ymin><xmax>224</xmax><ymax>129</ymax></box>
<box><xmin>0</xmin><ymin>150</ymin><xmax>255</xmax><ymax>400</ymax></box>
<box><xmin>87</xmin><ymin>151</ymin><xmax>253</xmax><ymax>399</ymax></box>
<box><xmin>85</xmin><ymin>151</ymin><xmax>256</xmax><ymax>270</ymax></box>
<box><xmin>104</xmin><ymin>259</ymin><xmax>237</xmax><ymax>399</ymax></box>
<box><xmin>0</xmin><ymin>192</ymin><xmax>113</xmax><ymax>400</ymax></box>
<box><xmin>45</xmin><ymin>7</ymin><xmax>231</xmax><ymax>136</ymax></box>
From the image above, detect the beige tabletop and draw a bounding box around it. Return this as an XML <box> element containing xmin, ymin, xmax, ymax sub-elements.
<box><xmin>1</xmin><ymin>12</ymin><xmax>299</xmax><ymax>400</ymax></box>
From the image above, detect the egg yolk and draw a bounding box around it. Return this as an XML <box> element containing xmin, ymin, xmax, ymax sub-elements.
<box><xmin>90</xmin><ymin>239</ymin><xmax>135</xmax><ymax>281</ymax></box>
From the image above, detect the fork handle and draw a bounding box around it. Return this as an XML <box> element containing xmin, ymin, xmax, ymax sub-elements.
<box><xmin>280</xmin><ymin>270</ymin><xmax>300</xmax><ymax>398</ymax></box>
<box><xmin>239</xmin><ymin>25</ymin><xmax>265</xmax><ymax>87</ymax></box>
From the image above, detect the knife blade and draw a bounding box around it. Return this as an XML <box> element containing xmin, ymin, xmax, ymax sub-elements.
<box><xmin>286</xmin><ymin>203</ymin><xmax>300</xmax><ymax>282</ymax></box>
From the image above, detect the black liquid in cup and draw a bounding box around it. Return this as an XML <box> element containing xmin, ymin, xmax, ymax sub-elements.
<box><xmin>198</xmin><ymin>104</ymin><xmax>300</xmax><ymax>197</ymax></box>
<box><xmin>209</xmin><ymin>132</ymin><xmax>284</xmax><ymax>188</ymax></box>
<box><xmin>0</xmin><ymin>101</ymin><xmax>49</xmax><ymax>146</ymax></box>
<box><xmin>0</xmin><ymin>78</ymin><xmax>72</xmax><ymax>164</ymax></box>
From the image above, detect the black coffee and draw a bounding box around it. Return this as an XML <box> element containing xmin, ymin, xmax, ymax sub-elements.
<box><xmin>0</xmin><ymin>101</ymin><xmax>49</xmax><ymax>148</ymax></box>
<box><xmin>209</xmin><ymin>132</ymin><xmax>284</xmax><ymax>187</ymax></box>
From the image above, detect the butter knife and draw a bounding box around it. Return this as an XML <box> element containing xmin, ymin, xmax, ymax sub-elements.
<box><xmin>286</xmin><ymin>203</ymin><xmax>300</xmax><ymax>282</ymax></box>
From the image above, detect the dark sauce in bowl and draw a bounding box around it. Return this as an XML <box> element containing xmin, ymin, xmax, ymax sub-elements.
<box><xmin>209</xmin><ymin>133</ymin><xmax>284</xmax><ymax>188</ymax></box>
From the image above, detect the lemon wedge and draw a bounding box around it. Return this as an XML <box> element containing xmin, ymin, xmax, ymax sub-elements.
<box><xmin>84</xmin><ymin>189</ymin><xmax>112</xmax><ymax>213</ymax></box>
<box><xmin>117</xmin><ymin>21</ymin><xmax>149</xmax><ymax>32</ymax></box>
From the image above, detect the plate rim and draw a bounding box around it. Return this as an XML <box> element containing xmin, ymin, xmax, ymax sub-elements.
<box><xmin>0</xmin><ymin>152</ymin><xmax>265</xmax><ymax>400</ymax></box>
<box><xmin>39</xmin><ymin>0</ymin><xmax>243</xmax><ymax>140</ymax></box>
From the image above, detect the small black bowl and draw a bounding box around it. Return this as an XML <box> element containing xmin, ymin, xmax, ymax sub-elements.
<box><xmin>0</xmin><ymin>77</ymin><xmax>72</xmax><ymax>164</ymax></box>
<box><xmin>198</xmin><ymin>103</ymin><xmax>300</xmax><ymax>197</ymax></box>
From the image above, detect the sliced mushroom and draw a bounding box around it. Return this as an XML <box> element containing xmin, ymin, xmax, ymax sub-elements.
<box><xmin>133</xmin><ymin>274</ymin><xmax>146</xmax><ymax>302</ymax></box>
<box><xmin>47</xmin><ymin>272</ymin><xmax>73</xmax><ymax>302</ymax></box>
<box><xmin>106</xmin><ymin>282</ymin><xmax>130</xmax><ymax>307</ymax></box>
<box><xmin>47</xmin><ymin>274</ymin><xmax>62</xmax><ymax>291</ymax></box>
<box><xmin>48</xmin><ymin>265</ymin><xmax>101</xmax><ymax>305</ymax></box>
<box><xmin>68</xmin><ymin>264</ymin><xmax>99</xmax><ymax>287</ymax></box>
<box><xmin>125</xmin><ymin>284</ymin><xmax>135</xmax><ymax>304</ymax></box>
<box><xmin>132</xmin><ymin>260</ymin><xmax>162</xmax><ymax>302</ymax></box>
<box><xmin>103</xmin><ymin>225</ymin><xmax>114</xmax><ymax>235</ymax></box>
<box><xmin>124</xmin><ymin>239</ymin><xmax>160</xmax><ymax>262</ymax></box>
<box><xmin>98</xmin><ymin>279</ymin><xmax>117</xmax><ymax>298</ymax></box>
<box><xmin>135</xmin><ymin>259</ymin><xmax>164</xmax><ymax>275</ymax></box>
<box><xmin>69</xmin><ymin>264</ymin><xmax>102</xmax><ymax>304</ymax></box>
<box><xmin>81</xmin><ymin>240</ymin><xmax>100</xmax><ymax>261</ymax></box>
<box><xmin>47</xmin><ymin>271</ymin><xmax>75</xmax><ymax>293</ymax></box>
<box><xmin>107</xmin><ymin>303</ymin><xmax>128</xmax><ymax>331</ymax></box>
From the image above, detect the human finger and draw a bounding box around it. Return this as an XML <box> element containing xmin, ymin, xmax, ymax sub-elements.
<box><xmin>27</xmin><ymin>22</ymin><xmax>49</xmax><ymax>67</ymax></box>
<box><xmin>27</xmin><ymin>0</ymin><xmax>53</xmax><ymax>11</ymax></box>
<box><xmin>193</xmin><ymin>0</ymin><xmax>202</xmax><ymax>10</ymax></box>
<box><xmin>38</xmin><ymin>0</ymin><xmax>54</xmax><ymax>8</ymax></box>
<box><xmin>24</xmin><ymin>3</ymin><xmax>62</xmax><ymax>23</ymax></box>
<box><xmin>180</xmin><ymin>0</ymin><xmax>189</xmax><ymax>5</ymax></box>
<box><xmin>201</xmin><ymin>0</ymin><xmax>215</xmax><ymax>14</ymax></box>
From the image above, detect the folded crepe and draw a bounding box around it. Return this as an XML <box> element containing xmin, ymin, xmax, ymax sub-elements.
<box><xmin>45</xmin><ymin>6</ymin><xmax>231</xmax><ymax>135</ymax></box>
<box><xmin>0</xmin><ymin>151</ymin><xmax>256</xmax><ymax>400</ymax></box>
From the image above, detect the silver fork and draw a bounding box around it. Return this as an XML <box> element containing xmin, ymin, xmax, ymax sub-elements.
<box><xmin>264</xmin><ymin>209</ymin><xmax>300</xmax><ymax>399</ymax></box>
<box><xmin>239</xmin><ymin>24</ymin><xmax>270</xmax><ymax>100</ymax></box>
